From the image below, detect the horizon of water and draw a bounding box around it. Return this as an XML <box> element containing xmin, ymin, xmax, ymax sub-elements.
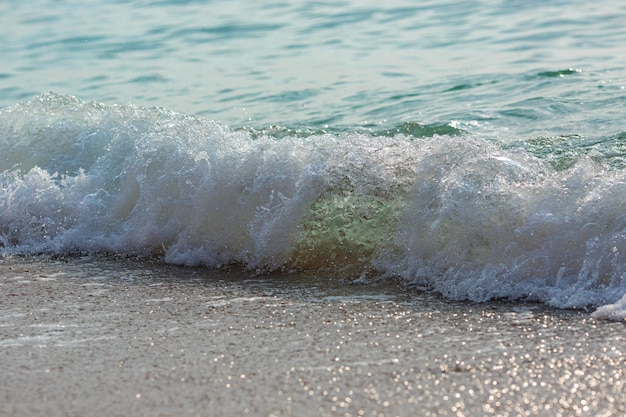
<box><xmin>2</xmin><ymin>0</ymin><xmax>626</xmax><ymax>319</ymax></box>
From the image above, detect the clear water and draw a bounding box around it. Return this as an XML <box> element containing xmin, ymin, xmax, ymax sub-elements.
<box><xmin>2</xmin><ymin>0</ymin><xmax>626</xmax><ymax>317</ymax></box>
<box><xmin>2</xmin><ymin>0</ymin><xmax>625</xmax><ymax>139</ymax></box>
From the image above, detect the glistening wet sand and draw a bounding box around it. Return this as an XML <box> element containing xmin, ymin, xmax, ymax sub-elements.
<box><xmin>1</xmin><ymin>256</ymin><xmax>624</xmax><ymax>417</ymax></box>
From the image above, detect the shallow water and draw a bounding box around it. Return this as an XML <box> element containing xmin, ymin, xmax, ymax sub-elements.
<box><xmin>2</xmin><ymin>1</ymin><xmax>626</xmax><ymax>315</ymax></box>
<box><xmin>2</xmin><ymin>0</ymin><xmax>625</xmax><ymax>138</ymax></box>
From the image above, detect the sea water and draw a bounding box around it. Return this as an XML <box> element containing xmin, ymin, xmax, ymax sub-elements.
<box><xmin>1</xmin><ymin>0</ymin><xmax>626</xmax><ymax>319</ymax></box>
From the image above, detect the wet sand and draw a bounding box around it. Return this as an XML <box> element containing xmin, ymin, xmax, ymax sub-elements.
<box><xmin>1</xmin><ymin>256</ymin><xmax>625</xmax><ymax>417</ymax></box>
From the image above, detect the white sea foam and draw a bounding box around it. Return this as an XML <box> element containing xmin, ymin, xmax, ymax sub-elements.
<box><xmin>591</xmin><ymin>294</ymin><xmax>626</xmax><ymax>321</ymax></box>
<box><xmin>379</xmin><ymin>138</ymin><xmax>626</xmax><ymax>311</ymax></box>
<box><xmin>2</xmin><ymin>93</ymin><xmax>626</xmax><ymax>318</ymax></box>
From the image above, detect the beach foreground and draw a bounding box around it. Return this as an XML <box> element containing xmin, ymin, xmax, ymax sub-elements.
<box><xmin>1</xmin><ymin>256</ymin><xmax>624</xmax><ymax>417</ymax></box>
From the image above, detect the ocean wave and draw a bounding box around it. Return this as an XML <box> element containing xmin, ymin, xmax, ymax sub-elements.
<box><xmin>2</xmin><ymin>93</ymin><xmax>626</xmax><ymax>318</ymax></box>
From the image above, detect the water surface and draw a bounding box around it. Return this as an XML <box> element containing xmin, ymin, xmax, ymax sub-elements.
<box><xmin>2</xmin><ymin>0</ymin><xmax>626</xmax><ymax>317</ymax></box>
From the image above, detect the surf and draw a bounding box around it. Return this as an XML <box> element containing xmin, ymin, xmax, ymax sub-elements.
<box><xmin>2</xmin><ymin>93</ymin><xmax>626</xmax><ymax>318</ymax></box>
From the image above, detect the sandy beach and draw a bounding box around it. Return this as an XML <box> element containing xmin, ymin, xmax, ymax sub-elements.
<box><xmin>1</xmin><ymin>256</ymin><xmax>625</xmax><ymax>417</ymax></box>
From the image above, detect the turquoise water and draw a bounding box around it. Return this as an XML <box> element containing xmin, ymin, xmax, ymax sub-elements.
<box><xmin>2</xmin><ymin>0</ymin><xmax>626</xmax><ymax>317</ymax></box>
<box><xmin>2</xmin><ymin>1</ymin><xmax>625</xmax><ymax>140</ymax></box>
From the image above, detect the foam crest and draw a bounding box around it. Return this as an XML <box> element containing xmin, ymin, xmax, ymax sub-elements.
<box><xmin>381</xmin><ymin>139</ymin><xmax>626</xmax><ymax>310</ymax></box>
<box><xmin>2</xmin><ymin>93</ymin><xmax>626</xmax><ymax>317</ymax></box>
<box><xmin>0</xmin><ymin>93</ymin><xmax>418</xmax><ymax>272</ymax></box>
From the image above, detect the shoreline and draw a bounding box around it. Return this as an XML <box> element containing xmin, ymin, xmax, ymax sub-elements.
<box><xmin>1</xmin><ymin>256</ymin><xmax>624</xmax><ymax>416</ymax></box>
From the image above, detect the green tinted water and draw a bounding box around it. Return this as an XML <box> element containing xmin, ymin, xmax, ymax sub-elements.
<box><xmin>1</xmin><ymin>0</ymin><xmax>625</xmax><ymax>148</ymax></box>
